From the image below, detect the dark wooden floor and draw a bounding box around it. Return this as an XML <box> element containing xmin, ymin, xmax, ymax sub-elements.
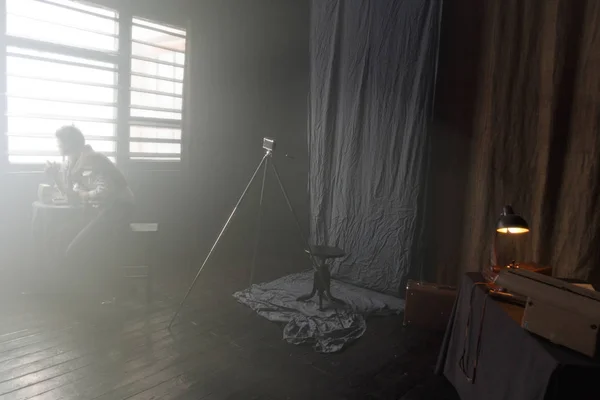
<box><xmin>0</xmin><ymin>260</ymin><xmax>458</xmax><ymax>400</ymax></box>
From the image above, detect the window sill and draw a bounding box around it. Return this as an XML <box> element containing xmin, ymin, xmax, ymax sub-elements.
<box><xmin>3</xmin><ymin>165</ymin><xmax>45</xmax><ymax>176</ymax></box>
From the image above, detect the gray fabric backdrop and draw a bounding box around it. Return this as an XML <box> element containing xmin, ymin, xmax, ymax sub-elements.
<box><xmin>308</xmin><ymin>0</ymin><xmax>442</xmax><ymax>294</ymax></box>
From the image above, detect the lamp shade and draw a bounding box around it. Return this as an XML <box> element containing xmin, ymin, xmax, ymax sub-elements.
<box><xmin>496</xmin><ymin>205</ymin><xmax>529</xmax><ymax>234</ymax></box>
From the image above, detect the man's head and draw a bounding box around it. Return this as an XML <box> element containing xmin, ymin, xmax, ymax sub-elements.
<box><xmin>55</xmin><ymin>125</ymin><xmax>85</xmax><ymax>156</ymax></box>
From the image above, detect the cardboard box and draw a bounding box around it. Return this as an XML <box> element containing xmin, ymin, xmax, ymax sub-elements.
<box><xmin>496</xmin><ymin>269</ymin><xmax>600</xmax><ymax>358</ymax></box>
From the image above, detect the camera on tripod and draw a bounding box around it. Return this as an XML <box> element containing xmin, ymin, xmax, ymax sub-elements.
<box><xmin>263</xmin><ymin>137</ymin><xmax>275</xmax><ymax>152</ymax></box>
<box><xmin>170</xmin><ymin>136</ymin><xmax>324</xmax><ymax>328</ymax></box>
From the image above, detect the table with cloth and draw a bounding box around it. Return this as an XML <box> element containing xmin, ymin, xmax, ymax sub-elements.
<box><xmin>31</xmin><ymin>201</ymin><xmax>92</xmax><ymax>269</ymax></box>
<box><xmin>436</xmin><ymin>272</ymin><xmax>600</xmax><ymax>400</ymax></box>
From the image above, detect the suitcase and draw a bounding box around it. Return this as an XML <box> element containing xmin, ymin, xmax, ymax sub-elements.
<box><xmin>403</xmin><ymin>280</ymin><xmax>457</xmax><ymax>331</ymax></box>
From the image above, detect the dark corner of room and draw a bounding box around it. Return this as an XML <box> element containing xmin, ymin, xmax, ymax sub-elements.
<box><xmin>0</xmin><ymin>0</ymin><xmax>599</xmax><ymax>399</ymax></box>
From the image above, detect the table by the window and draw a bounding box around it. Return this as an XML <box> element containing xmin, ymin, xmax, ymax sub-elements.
<box><xmin>31</xmin><ymin>201</ymin><xmax>90</xmax><ymax>268</ymax></box>
<box><xmin>436</xmin><ymin>272</ymin><xmax>600</xmax><ymax>400</ymax></box>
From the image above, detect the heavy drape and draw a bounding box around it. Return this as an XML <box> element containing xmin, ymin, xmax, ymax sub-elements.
<box><xmin>456</xmin><ymin>0</ymin><xmax>600</xmax><ymax>280</ymax></box>
<box><xmin>308</xmin><ymin>0</ymin><xmax>442</xmax><ymax>294</ymax></box>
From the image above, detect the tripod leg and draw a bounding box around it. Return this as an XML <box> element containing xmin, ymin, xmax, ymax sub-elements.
<box><xmin>268</xmin><ymin>161</ymin><xmax>320</xmax><ymax>271</ymax></box>
<box><xmin>249</xmin><ymin>157</ymin><xmax>268</xmax><ymax>286</ymax></box>
<box><xmin>169</xmin><ymin>153</ymin><xmax>269</xmax><ymax>329</ymax></box>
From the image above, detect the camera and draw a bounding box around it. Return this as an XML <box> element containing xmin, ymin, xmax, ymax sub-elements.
<box><xmin>263</xmin><ymin>137</ymin><xmax>275</xmax><ymax>152</ymax></box>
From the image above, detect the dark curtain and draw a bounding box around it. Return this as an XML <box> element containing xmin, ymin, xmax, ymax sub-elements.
<box><xmin>450</xmin><ymin>0</ymin><xmax>600</xmax><ymax>281</ymax></box>
<box><xmin>308</xmin><ymin>0</ymin><xmax>442</xmax><ymax>294</ymax></box>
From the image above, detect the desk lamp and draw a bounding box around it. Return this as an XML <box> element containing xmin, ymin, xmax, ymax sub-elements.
<box><xmin>484</xmin><ymin>205</ymin><xmax>529</xmax><ymax>282</ymax></box>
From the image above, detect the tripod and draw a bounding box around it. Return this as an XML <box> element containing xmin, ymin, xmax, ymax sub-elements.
<box><xmin>169</xmin><ymin>140</ymin><xmax>324</xmax><ymax>329</ymax></box>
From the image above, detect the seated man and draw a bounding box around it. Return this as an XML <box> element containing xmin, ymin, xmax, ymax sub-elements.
<box><xmin>45</xmin><ymin>125</ymin><xmax>135</xmax><ymax>301</ymax></box>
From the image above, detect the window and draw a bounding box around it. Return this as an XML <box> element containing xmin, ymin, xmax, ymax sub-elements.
<box><xmin>129</xmin><ymin>17</ymin><xmax>186</xmax><ymax>161</ymax></box>
<box><xmin>1</xmin><ymin>0</ymin><xmax>188</xmax><ymax>167</ymax></box>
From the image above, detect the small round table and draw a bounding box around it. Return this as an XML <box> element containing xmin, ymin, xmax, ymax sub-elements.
<box><xmin>31</xmin><ymin>201</ymin><xmax>89</xmax><ymax>268</ymax></box>
<box><xmin>297</xmin><ymin>245</ymin><xmax>346</xmax><ymax>310</ymax></box>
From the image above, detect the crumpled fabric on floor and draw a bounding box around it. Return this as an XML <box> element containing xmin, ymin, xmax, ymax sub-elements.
<box><xmin>283</xmin><ymin>311</ymin><xmax>366</xmax><ymax>353</ymax></box>
<box><xmin>233</xmin><ymin>272</ymin><xmax>405</xmax><ymax>353</ymax></box>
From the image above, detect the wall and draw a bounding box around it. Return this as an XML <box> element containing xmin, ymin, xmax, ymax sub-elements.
<box><xmin>183</xmin><ymin>0</ymin><xmax>311</xmax><ymax>277</ymax></box>
<box><xmin>426</xmin><ymin>0</ymin><xmax>485</xmax><ymax>284</ymax></box>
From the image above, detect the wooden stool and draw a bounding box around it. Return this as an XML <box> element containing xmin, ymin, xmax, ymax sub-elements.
<box><xmin>297</xmin><ymin>245</ymin><xmax>345</xmax><ymax>310</ymax></box>
<box><xmin>122</xmin><ymin>223</ymin><xmax>158</xmax><ymax>303</ymax></box>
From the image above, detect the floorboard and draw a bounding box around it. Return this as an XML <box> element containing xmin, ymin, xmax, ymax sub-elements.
<box><xmin>0</xmin><ymin>262</ymin><xmax>458</xmax><ymax>400</ymax></box>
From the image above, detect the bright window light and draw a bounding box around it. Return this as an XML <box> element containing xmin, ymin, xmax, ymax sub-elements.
<box><xmin>129</xmin><ymin>17</ymin><xmax>186</xmax><ymax>161</ymax></box>
<box><xmin>4</xmin><ymin>0</ymin><xmax>118</xmax><ymax>164</ymax></box>
<box><xmin>2</xmin><ymin>1</ymin><xmax>187</xmax><ymax>166</ymax></box>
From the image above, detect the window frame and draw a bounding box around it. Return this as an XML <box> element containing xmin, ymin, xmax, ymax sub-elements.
<box><xmin>127</xmin><ymin>15</ymin><xmax>187</xmax><ymax>166</ymax></box>
<box><xmin>0</xmin><ymin>0</ymin><xmax>189</xmax><ymax>173</ymax></box>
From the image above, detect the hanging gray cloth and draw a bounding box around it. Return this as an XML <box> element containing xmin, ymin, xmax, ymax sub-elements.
<box><xmin>308</xmin><ymin>0</ymin><xmax>442</xmax><ymax>294</ymax></box>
